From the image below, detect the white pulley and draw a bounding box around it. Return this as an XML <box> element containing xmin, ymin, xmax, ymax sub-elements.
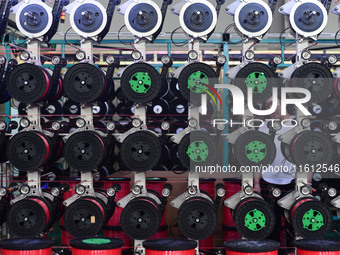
<box><xmin>13</xmin><ymin>0</ymin><xmax>53</xmax><ymax>38</ymax></box>
<box><xmin>226</xmin><ymin>0</ymin><xmax>272</xmax><ymax>38</ymax></box>
<box><xmin>118</xmin><ymin>0</ymin><xmax>162</xmax><ymax>38</ymax></box>
<box><xmin>66</xmin><ymin>0</ymin><xmax>107</xmax><ymax>38</ymax></box>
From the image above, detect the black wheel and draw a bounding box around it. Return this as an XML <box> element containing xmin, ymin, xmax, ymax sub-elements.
<box><xmin>120</xmin><ymin>63</ymin><xmax>162</xmax><ymax>103</ymax></box>
<box><xmin>64</xmin><ymin>63</ymin><xmax>106</xmax><ymax>103</ymax></box>
<box><xmin>178</xmin><ymin>63</ymin><xmax>218</xmax><ymax>103</ymax></box>
<box><xmin>169</xmin><ymin>78</ymin><xmax>182</xmax><ymax>98</ymax></box>
<box><xmin>233</xmin><ymin>197</ymin><xmax>276</xmax><ymax>240</ymax></box>
<box><xmin>178</xmin><ymin>197</ymin><xmax>217</xmax><ymax>240</ymax></box>
<box><xmin>64</xmin><ymin>197</ymin><xmax>106</xmax><ymax>237</ymax></box>
<box><xmin>7</xmin><ymin>63</ymin><xmax>52</xmax><ymax>103</ymax></box>
<box><xmin>281</xmin><ymin>142</ymin><xmax>294</xmax><ymax>163</ymax></box>
<box><xmin>290</xmin><ymin>131</ymin><xmax>334</xmax><ymax>166</ymax></box>
<box><xmin>170</xmin><ymin>98</ymin><xmax>188</xmax><ymax>119</ymax></box>
<box><xmin>120</xmin><ymin>131</ymin><xmax>162</xmax><ymax>172</ymax></box>
<box><xmin>291</xmin><ymin>63</ymin><xmax>334</xmax><ymax>104</ymax></box>
<box><xmin>7</xmin><ymin>197</ymin><xmax>52</xmax><ymax>237</ymax></box>
<box><xmin>232</xmin><ymin>131</ymin><xmax>276</xmax><ymax>167</ymax></box>
<box><xmin>290</xmin><ymin>198</ymin><xmax>333</xmax><ymax>239</ymax></box>
<box><xmin>120</xmin><ymin>197</ymin><xmax>161</xmax><ymax>240</ymax></box>
<box><xmin>178</xmin><ymin>130</ymin><xmax>216</xmax><ymax>170</ymax></box>
<box><xmin>63</xmin><ymin>99</ymin><xmax>80</xmax><ymax>116</ymax></box>
<box><xmin>64</xmin><ymin>131</ymin><xmax>108</xmax><ymax>172</ymax></box>
<box><xmin>7</xmin><ymin>131</ymin><xmax>52</xmax><ymax>172</ymax></box>
<box><xmin>234</xmin><ymin>62</ymin><xmax>276</xmax><ymax>105</ymax></box>
<box><xmin>147</xmin><ymin>98</ymin><xmax>170</xmax><ymax>119</ymax></box>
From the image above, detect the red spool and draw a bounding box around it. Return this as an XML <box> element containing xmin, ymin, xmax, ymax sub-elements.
<box><xmin>60</xmin><ymin>178</ymin><xmax>79</xmax><ymax>245</ymax></box>
<box><xmin>143</xmin><ymin>238</ymin><xmax>197</xmax><ymax>255</ymax></box>
<box><xmin>224</xmin><ymin>240</ymin><xmax>280</xmax><ymax>255</ymax></box>
<box><xmin>295</xmin><ymin>239</ymin><xmax>340</xmax><ymax>255</ymax></box>
<box><xmin>149</xmin><ymin>225</ymin><xmax>168</xmax><ymax>240</ymax></box>
<box><xmin>0</xmin><ymin>238</ymin><xmax>54</xmax><ymax>255</ymax></box>
<box><xmin>69</xmin><ymin>237</ymin><xmax>123</xmax><ymax>255</ymax></box>
<box><xmin>199</xmin><ymin>178</ymin><xmax>215</xmax><ymax>250</ymax></box>
<box><xmin>223</xmin><ymin>178</ymin><xmax>241</xmax><ymax>241</ymax></box>
<box><xmin>103</xmin><ymin>177</ymin><xmax>131</xmax><ymax>250</ymax></box>
<box><xmin>146</xmin><ymin>178</ymin><xmax>167</xmax><ymax>225</ymax></box>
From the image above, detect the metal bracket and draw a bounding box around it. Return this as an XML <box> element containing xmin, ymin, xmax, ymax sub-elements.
<box><xmin>25</xmin><ymin>104</ymin><xmax>42</xmax><ymax>131</ymax></box>
<box><xmin>26</xmin><ymin>39</ymin><xmax>42</xmax><ymax>66</ymax></box>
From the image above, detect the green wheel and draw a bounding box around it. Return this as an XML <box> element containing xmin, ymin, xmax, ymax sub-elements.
<box><xmin>233</xmin><ymin>197</ymin><xmax>275</xmax><ymax>239</ymax></box>
<box><xmin>178</xmin><ymin>130</ymin><xmax>216</xmax><ymax>170</ymax></box>
<box><xmin>121</xmin><ymin>63</ymin><xmax>162</xmax><ymax>103</ymax></box>
<box><xmin>178</xmin><ymin>62</ymin><xmax>218</xmax><ymax>103</ymax></box>
<box><xmin>234</xmin><ymin>62</ymin><xmax>276</xmax><ymax>105</ymax></box>
<box><xmin>232</xmin><ymin>131</ymin><xmax>275</xmax><ymax>167</ymax></box>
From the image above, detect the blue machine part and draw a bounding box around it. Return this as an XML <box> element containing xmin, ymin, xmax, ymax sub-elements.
<box><xmin>73</xmin><ymin>3</ymin><xmax>104</xmax><ymax>33</ymax></box>
<box><xmin>293</xmin><ymin>3</ymin><xmax>324</xmax><ymax>33</ymax></box>
<box><xmin>19</xmin><ymin>4</ymin><xmax>49</xmax><ymax>34</ymax></box>
<box><xmin>128</xmin><ymin>3</ymin><xmax>159</xmax><ymax>33</ymax></box>
<box><xmin>238</xmin><ymin>3</ymin><xmax>269</xmax><ymax>33</ymax></box>
<box><xmin>182</xmin><ymin>3</ymin><xmax>214</xmax><ymax>33</ymax></box>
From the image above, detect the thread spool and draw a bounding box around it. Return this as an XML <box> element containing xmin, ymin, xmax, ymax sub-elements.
<box><xmin>295</xmin><ymin>239</ymin><xmax>340</xmax><ymax>255</ymax></box>
<box><xmin>104</xmin><ymin>177</ymin><xmax>131</xmax><ymax>250</ymax></box>
<box><xmin>143</xmin><ymin>238</ymin><xmax>197</xmax><ymax>255</ymax></box>
<box><xmin>199</xmin><ymin>178</ymin><xmax>216</xmax><ymax>250</ymax></box>
<box><xmin>223</xmin><ymin>178</ymin><xmax>241</xmax><ymax>241</ymax></box>
<box><xmin>69</xmin><ymin>237</ymin><xmax>123</xmax><ymax>255</ymax></box>
<box><xmin>146</xmin><ymin>177</ymin><xmax>167</xmax><ymax>226</ymax></box>
<box><xmin>0</xmin><ymin>238</ymin><xmax>54</xmax><ymax>255</ymax></box>
<box><xmin>60</xmin><ymin>178</ymin><xmax>79</xmax><ymax>245</ymax></box>
<box><xmin>224</xmin><ymin>240</ymin><xmax>280</xmax><ymax>255</ymax></box>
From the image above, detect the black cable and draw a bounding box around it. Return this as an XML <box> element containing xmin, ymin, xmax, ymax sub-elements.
<box><xmin>279</xmin><ymin>27</ymin><xmax>291</xmax><ymax>46</ymax></box>
<box><xmin>64</xmin><ymin>27</ymin><xmax>80</xmax><ymax>47</ymax></box>
<box><xmin>11</xmin><ymin>29</ymin><xmax>27</xmax><ymax>47</ymax></box>
<box><xmin>170</xmin><ymin>27</ymin><xmax>188</xmax><ymax>47</ymax></box>
<box><xmin>335</xmin><ymin>29</ymin><xmax>340</xmax><ymax>47</ymax></box>
<box><xmin>223</xmin><ymin>23</ymin><xmax>242</xmax><ymax>45</ymax></box>
<box><xmin>118</xmin><ymin>25</ymin><xmax>134</xmax><ymax>46</ymax></box>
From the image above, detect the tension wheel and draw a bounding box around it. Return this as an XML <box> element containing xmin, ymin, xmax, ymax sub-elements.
<box><xmin>290</xmin><ymin>198</ymin><xmax>333</xmax><ymax>239</ymax></box>
<box><xmin>7</xmin><ymin>64</ymin><xmax>52</xmax><ymax>103</ymax></box>
<box><xmin>232</xmin><ymin>130</ymin><xmax>276</xmax><ymax>166</ymax></box>
<box><xmin>234</xmin><ymin>63</ymin><xmax>276</xmax><ymax>105</ymax></box>
<box><xmin>291</xmin><ymin>63</ymin><xmax>333</xmax><ymax>104</ymax></box>
<box><xmin>7</xmin><ymin>197</ymin><xmax>52</xmax><ymax>237</ymax></box>
<box><xmin>290</xmin><ymin>130</ymin><xmax>333</xmax><ymax>166</ymax></box>
<box><xmin>7</xmin><ymin>131</ymin><xmax>52</xmax><ymax>172</ymax></box>
<box><xmin>121</xmin><ymin>63</ymin><xmax>162</xmax><ymax>103</ymax></box>
<box><xmin>178</xmin><ymin>62</ymin><xmax>218</xmax><ymax>103</ymax></box>
<box><xmin>64</xmin><ymin>197</ymin><xmax>107</xmax><ymax>237</ymax></box>
<box><xmin>64</xmin><ymin>63</ymin><xmax>106</xmax><ymax>104</ymax></box>
<box><xmin>120</xmin><ymin>197</ymin><xmax>161</xmax><ymax>240</ymax></box>
<box><xmin>233</xmin><ymin>197</ymin><xmax>275</xmax><ymax>240</ymax></box>
<box><xmin>178</xmin><ymin>197</ymin><xmax>217</xmax><ymax>240</ymax></box>
<box><xmin>64</xmin><ymin>131</ymin><xmax>108</xmax><ymax>172</ymax></box>
<box><xmin>178</xmin><ymin>130</ymin><xmax>216</xmax><ymax>170</ymax></box>
<box><xmin>120</xmin><ymin>131</ymin><xmax>162</xmax><ymax>172</ymax></box>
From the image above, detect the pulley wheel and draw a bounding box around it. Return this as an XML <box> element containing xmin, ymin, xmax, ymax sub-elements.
<box><xmin>64</xmin><ymin>63</ymin><xmax>106</xmax><ymax>104</ymax></box>
<box><xmin>290</xmin><ymin>198</ymin><xmax>333</xmax><ymax>239</ymax></box>
<box><xmin>7</xmin><ymin>64</ymin><xmax>52</xmax><ymax>103</ymax></box>
<box><xmin>170</xmin><ymin>98</ymin><xmax>188</xmax><ymax>119</ymax></box>
<box><xmin>170</xmin><ymin>78</ymin><xmax>182</xmax><ymax>98</ymax></box>
<box><xmin>64</xmin><ymin>131</ymin><xmax>108</xmax><ymax>172</ymax></box>
<box><xmin>120</xmin><ymin>197</ymin><xmax>161</xmax><ymax>240</ymax></box>
<box><xmin>120</xmin><ymin>131</ymin><xmax>162</xmax><ymax>172</ymax></box>
<box><xmin>121</xmin><ymin>63</ymin><xmax>162</xmax><ymax>103</ymax></box>
<box><xmin>7</xmin><ymin>131</ymin><xmax>52</xmax><ymax>172</ymax></box>
<box><xmin>63</xmin><ymin>99</ymin><xmax>80</xmax><ymax>116</ymax></box>
<box><xmin>7</xmin><ymin>197</ymin><xmax>52</xmax><ymax>237</ymax></box>
<box><xmin>64</xmin><ymin>197</ymin><xmax>107</xmax><ymax>237</ymax></box>
<box><xmin>178</xmin><ymin>62</ymin><xmax>218</xmax><ymax>103</ymax></box>
<box><xmin>233</xmin><ymin>197</ymin><xmax>276</xmax><ymax>239</ymax></box>
<box><xmin>290</xmin><ymin>130</ymin><xmax>333</xmax><ymax>166</ymax></box>
<box><xmin>147</xmin><ymin>99</ymin><xmax>170</xmax><ymax>119</ymax></box>
<box><xmin>291</xmin><ymin>63</ymin><xmax>333</xmax><ymax>104</ymax></box>
<box><xmin>234</xmin><ymin>62</ymin><xmax>276</xmax><ymax>105</ymax></box>
<box><xmin>232</xmin><ymin>130</ymin><xmax>276</xmax><ymax>166</ymax></box>
<box><xmin>178</xmin><ymin>130</ymin><xmax>216</xmax><ymax>170</ymax></box>
<box><xmin>177</xmin><ymin>197</ymin><xmax>217</xmax><ymax>240</ymax></box>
